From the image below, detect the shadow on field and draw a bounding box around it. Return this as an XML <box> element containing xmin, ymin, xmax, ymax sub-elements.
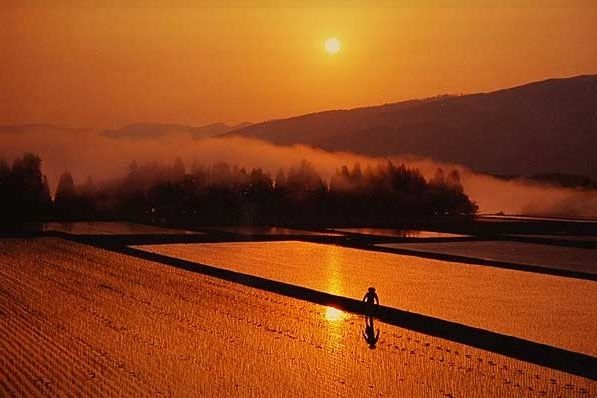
<box><xmin>104</xmin><ymin>243</ymin><xmax>596</xmax><ymax>381</ymax></box>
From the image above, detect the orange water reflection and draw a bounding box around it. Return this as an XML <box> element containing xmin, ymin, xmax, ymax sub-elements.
<box><xmin>5</xmin><ymin>238</ymin><xmax>595</xmax><ymax>396</ymax></box>
<box><xmin>322</xmin><ymin>247</ymin><xmax>350</xmax><ymax>350</ymax></box>
<box><xmin>322</xmin><ymin>306</ymin><xmax>347</xmax><ymax>352</ymax></box>
<box><xmin>323</xmin><ymin>245</ymin><xmax>343</xmax><ymax>296</ymax></box>
<box><xmin>324</xmin><ymin>306</ymin><xmax>346</xmax><ymax>322</ymax></box>
<box><xmin>332</xmin><ymin>228</ymin><xmax>468</xmax><ymax>238</ymax></box>
<box><xmin>135</xmin><ymin>241</ymin><xmax>597</xmax><ymax>356</ymax></box>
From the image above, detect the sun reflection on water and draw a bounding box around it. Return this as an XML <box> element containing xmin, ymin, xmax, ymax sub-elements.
<box><xmin>324</xmin><ymin>306</ymin><xmax>347</xmax><ymax>322</ymax></box>
<box><xmin>321</xmin><ymin>247</ymin><xmax>349</xmax><ymax>351</ymax></box>
<box><xmin>322</xmin><ymin>306</ymin><xmax>348</xmax><ymax>353</ymax></box>
<box><xmin>324</xmin><ymin>246</ymin><xmax>343</xmax><ymax>296</ymax></box>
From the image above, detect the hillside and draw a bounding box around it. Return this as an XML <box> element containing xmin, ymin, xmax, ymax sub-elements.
<box><xmin>224</xmin><ymin>75</ymin><xmax>597</xmax><ymax>178</ymax></box>
<box><xmin>101</xmin><ymin>122</ymin><xmax>251</xmax><ymax>140</ymax></box>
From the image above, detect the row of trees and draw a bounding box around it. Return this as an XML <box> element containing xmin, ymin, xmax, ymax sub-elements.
<box><xmin>0</xmin><ymin>154</ymin><xmax>52</xmax><ymax>226</ymax></box>
<box><xmin>0</xmin><ymin>153</ymin><xmax>477</xmax><ymax>228</ymax></box>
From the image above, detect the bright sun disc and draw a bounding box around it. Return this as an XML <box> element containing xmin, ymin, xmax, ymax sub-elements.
<box><xmin>324</xmin><ymin>38</ymin><xmax>341</xmax><ymax>54</ymax></box>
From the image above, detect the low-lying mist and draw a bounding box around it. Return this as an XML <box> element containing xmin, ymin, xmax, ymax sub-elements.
<box><xmin>1</xmin><ymin>126</ymin><xmax>596</xmax><ymax>218</ymax></box>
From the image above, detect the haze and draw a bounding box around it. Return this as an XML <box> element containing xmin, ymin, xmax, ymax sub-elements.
<box><xmin>3</xmin><ymin>127</ymin><xmax>597</xmax><ymax>217</ymax></box>
<box><xmin>2</xmin><ymin>4</ymin><xmax>597</xmax><ymax>394</ymax></box>
<box><xmin>2</xmin><ymin>1</ymin><xmax>597</xmax><ymax>128</ymax></box>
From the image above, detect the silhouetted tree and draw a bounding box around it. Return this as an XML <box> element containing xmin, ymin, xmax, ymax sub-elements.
<box><xmin>446</xmin><ymin>169</ymin><xmax>463</xmax><ymax>192</ymax></box>
<box><xmin>3</xmin><ymin>153</ymin><xmax>477</xmax><ymax>227</ymax></box>
<box><xmin>3</xmin><ymin>153</ymin><xmax>51</xmax><ymax>224</ymax></box>
<box><xmin>430</xmin><ymin>168</ymin><xmax>445</xmax><ymax>187</ymax></box>
<box><xmin>0</xmin><ymin>158</ymin><xmax>9</xmax><ymax>186</ymax></box>
<box><xmin>40</xmin><ymin>175</ymin><xmax>52</xmax><ymax>215</ymax></box>
<box><xmin>0</xmin><ymin>158</ymin><xmax>11</xmax><ymax>226</ymax></box>
<box><xmin>172</xmin><ymin>158</ymin><xmax>185</xmax><ymax>182</ymax></box>
<box><xmin>54</xmin><ymin>172</ymin><xmax>81</xmax><ymax>220</ymax></box>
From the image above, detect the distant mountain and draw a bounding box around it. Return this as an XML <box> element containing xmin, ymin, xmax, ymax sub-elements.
<box><xmin>0</xmin><ymin>124</ymin><xmax>89</xmax><ymax>134</ymax></box>
<box><xmin>224</xmin><ymin>75</ymin><xmax>597</xmax><ymax>178</ymax></box>
<box><xmin>101</xmin><ymin>122</ymin><xmax>251</xmax><ymax>140</ymax></box>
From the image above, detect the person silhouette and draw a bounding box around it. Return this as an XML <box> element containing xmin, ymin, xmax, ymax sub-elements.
<box><xmin>362</xmin><ymin>287</ymin><xmax>379</xmax><ymax>314</ymax></box>
<box><xmin>363</xmin><ymin>316</ymin><xmax>380</xmax><ymax>349</ymax></box>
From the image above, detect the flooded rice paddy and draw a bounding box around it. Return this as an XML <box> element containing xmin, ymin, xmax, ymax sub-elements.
<box><xmin>133</xmin><ymin>241</ymin><xmax>597</xmax><ymax>357</ymax></box>
<box><xmin>377</xmin><ymin>241</ymin><xmax>597</xmax><ymax>275</ymax></box>
<box><xmin>41</xmin><ymin>221</ymin><xmax>201</xmax><ymax>235</ymax></box>
<box><xmin>506</xmin><ymin>234</ymin><xmax>597</xmax><ymax>243</ymax></box>
<box><xmin>476</xmin><ymin>215</ymin><xmax>597</xmax><ymax>224</ymax></box>
<box><xmin>212</xmin><ymin>226</ymin><xmax>342</xmax><ymax>236</ymax></box>
<box><xmin>1</xmin><ymin>238</ymin><xmax>594</xmax><ymax>396</ymax></box>
<box><xmin>330</xmin><ymin>228</ymin><xmax>469</xmax><ymax>239</ymax></box>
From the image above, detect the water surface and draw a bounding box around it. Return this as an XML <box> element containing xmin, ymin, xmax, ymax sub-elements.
<box><xmin>1</xmin><ymin>238</ymin><xmax>594</xmax><ymax>396</ymax></box>
<box><xmin>378</xmin><ymin>241</ymin><xmax>597</xmax><ymax>275</ymax></box>
<box><xmin>332</xmin><ymin>228</ymin><xmax>468</xmax><ymax>239</ymax></box>
<box><xmin>133</xmin><ymin>241</ymin><xmax>597</xmax><ymax>357</ymax></box>
<box><xmin>42</xmin><ymin>221</ymin><xmax>201</xmax><ymax>235</ymax></box>
<box><xmin>213</xmin><ymin>226</ymin><xmax>341</xmax><ymax>236</ymax></box>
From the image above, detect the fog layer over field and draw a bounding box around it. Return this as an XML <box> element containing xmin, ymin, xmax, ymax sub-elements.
<box><xmin>1</xmin><ymin>126</ymin><xmax>596</xmax><ymax>217</ymax></box>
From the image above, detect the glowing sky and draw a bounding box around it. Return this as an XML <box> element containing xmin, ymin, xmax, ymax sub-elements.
<box><xmin>1</xmin><ymin>1</ymin><xmax>596</xmax><ymax>128</ymax></box>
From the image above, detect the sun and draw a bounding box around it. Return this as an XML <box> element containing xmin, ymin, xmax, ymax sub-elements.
<box><xmin>324</xmin><ymin>37</ymin><xmax>341</xmax><ymax>55</ymax></box>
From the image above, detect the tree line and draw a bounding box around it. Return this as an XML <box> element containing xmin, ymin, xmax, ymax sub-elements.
<box><xmin>0</xmin><ymin>154</ymin><xmax>52</xmax><ymax>226</ymax></box>
<box><xmin>0</xmin><ymin>153</ymin><xmax>477</xmax><ymax>228</ymax></box>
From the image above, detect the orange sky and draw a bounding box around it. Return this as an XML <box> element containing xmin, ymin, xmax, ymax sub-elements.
<box><xmin>1</xmin><ymin>1</ymin><xmax>596</xmax><ymax>128</ymax></box>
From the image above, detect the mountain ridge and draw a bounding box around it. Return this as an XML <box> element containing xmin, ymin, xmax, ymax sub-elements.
<box><xmin>101</xmin><ymin>122</ymin><xmax>251</xmax><ymax>140</ymax></box>
<box><xmin>223</xmin><ymin>74</ymin><xmax>597</xmax><ymax>178</ymax></box>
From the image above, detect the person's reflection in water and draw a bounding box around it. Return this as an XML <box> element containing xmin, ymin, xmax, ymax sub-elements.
<box><xmin>363</xmin><ymin>316</ymin><xmax>380</xmax><ymax>349</ymax></box>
